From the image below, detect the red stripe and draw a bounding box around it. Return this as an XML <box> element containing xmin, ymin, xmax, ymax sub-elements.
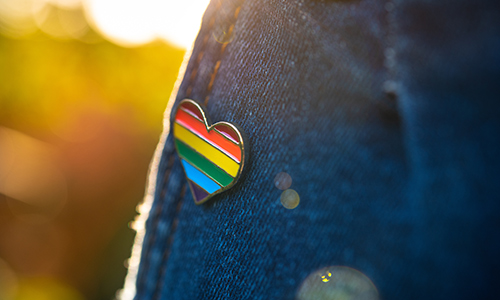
<box><xmin>180</xmin><ymin>101</ymin><xmax>203</xmax><ymax>120</ymax></box>
<box><xmin>215</xmin><ymin>125</ymin><xmax>239</xmax><ymax>144</ymax></box>
<box><xmin>175</xmin><ymin>109</ymin><xmax>242</xmax><ymax>162</ymax></box>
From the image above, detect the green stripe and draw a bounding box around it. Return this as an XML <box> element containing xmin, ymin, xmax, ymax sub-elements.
<box><xmin>175</xmin><ymin>139</ymin><xmax>234</xmax><ymax>186</ymax></box>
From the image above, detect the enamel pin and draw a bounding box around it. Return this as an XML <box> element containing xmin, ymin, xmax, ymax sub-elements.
<box><xmin>173</xmin><ymin>99</ymin><xmax>247</xmax><ymax>204</ymax></box>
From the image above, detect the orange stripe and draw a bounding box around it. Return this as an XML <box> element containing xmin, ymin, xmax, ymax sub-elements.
<box><xmin>175</xmin><ymin>109</ymin><xmax>241</xmax><ymax>162</ymax></box>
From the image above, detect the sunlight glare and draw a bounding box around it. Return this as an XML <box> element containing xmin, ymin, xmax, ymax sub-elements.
<box><xmin>83</xmin><ymin>0</ymin><xmax>210</xmax><ymax>48</ymax></box>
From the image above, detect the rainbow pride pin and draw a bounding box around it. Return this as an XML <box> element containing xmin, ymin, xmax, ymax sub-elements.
<box><xmin>173</xmin><ymin>99</ymin><xmax>247</xmax><ymax>204</ymax></box>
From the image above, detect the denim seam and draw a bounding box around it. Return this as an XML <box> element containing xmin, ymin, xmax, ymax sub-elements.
<box><xmin>136</xmin><ymin>154</ymin><xmax>175</xmax><ymax>298</ymax></box>
<box><xmin>186</xmin><ymin>1</ymin><xmax>221</xmax><ymax>98</ymax></box>
<box><xmin>204</xmin><ymin>4</ymin><xmax>243</xmax><ymax>106</ymax></box>
<box><xmin>152</xmin><ymin>183</ymin><xmax>187</xmax><ymax>300</ymax></box>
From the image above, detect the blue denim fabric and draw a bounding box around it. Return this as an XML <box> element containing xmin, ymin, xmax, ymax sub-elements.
<box><xmin>133</xmin><ymin>0</ymin><xmax>500</xmax><ymax>299</ymax></box>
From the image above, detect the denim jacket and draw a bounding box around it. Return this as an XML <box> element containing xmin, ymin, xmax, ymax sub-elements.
<box><xmin>121</xmin><ymin>0</ymin><xmax>500</xmax><ymax>299</ymax></box>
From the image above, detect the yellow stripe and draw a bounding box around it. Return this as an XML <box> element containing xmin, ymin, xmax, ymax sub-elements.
<box><xmin>174</xmin><ymin>123</ymin><xmax>240</xmax><ymax>177</ymax></box>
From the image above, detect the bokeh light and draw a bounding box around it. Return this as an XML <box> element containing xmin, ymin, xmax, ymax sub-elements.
<box><xmin>274</xmin><ymin>172</ymin><xmax>292</xmax><ymax>190</ymax></box>
<box><xmin>297</xmin><ymin>266</ymin><xmax>379</xmax><ymax>300</ymax></box>
<box><xmin>280</xmin><ymin>189</ymin><xmax>300</xmax><ymax>209</ymax></box>
<box><xmin>0</xmin><ymin>0</ymin><xmax>201</xmax><ymax>298</ymax></box>
<box><xmin>0</xmin><ymin>0</ymin><xmax>210</xmax><ymax>48</ymax></box>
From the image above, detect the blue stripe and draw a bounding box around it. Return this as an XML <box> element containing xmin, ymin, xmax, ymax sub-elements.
<box><xmin>181</xmin><ymin>159</ymin><xmax>221</xmax><ymax>193</ymax></box>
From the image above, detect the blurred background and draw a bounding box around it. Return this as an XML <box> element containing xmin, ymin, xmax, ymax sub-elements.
<box><xmin>0</xmin><ymin>0</ymin><xmax>209</xmax><ymax>299</ymax></box>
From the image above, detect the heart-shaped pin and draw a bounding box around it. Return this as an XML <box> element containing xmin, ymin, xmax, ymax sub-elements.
<box><xmin>173</xmin><ymin>99</ymin><xmax>247</xmax><ymax>204</ymax></box>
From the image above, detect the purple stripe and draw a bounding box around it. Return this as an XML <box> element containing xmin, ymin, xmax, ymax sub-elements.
<box><xmin>188</xmin><ymin>180</ymin><xmax>210</xmax><ymax>203</ymax></box>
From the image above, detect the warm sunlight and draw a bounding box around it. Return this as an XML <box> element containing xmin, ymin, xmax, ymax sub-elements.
<box><xmin>83</xmin><ymin>0</ymin><xmax>210</xmax><ymax>48</ymax></box>
<box><xmin>0</xmin><ymin>0</ymin><xmax>210</xmax><ymax>48</ymax></box>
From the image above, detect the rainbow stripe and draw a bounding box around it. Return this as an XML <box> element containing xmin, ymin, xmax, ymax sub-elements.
<box><xmin>173</xmin><ymin>101</ymin><xmax>242</xmax><ymax>203</ymax></box>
